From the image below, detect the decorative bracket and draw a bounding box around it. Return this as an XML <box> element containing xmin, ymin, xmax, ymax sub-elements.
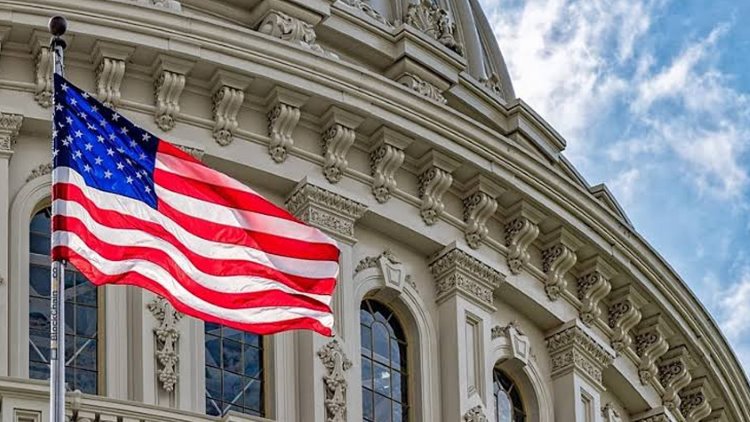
<box><xmin>266</xmin><ymin>87</ymin><xmax>308</xmax><ymax>162</ymax></box>
<box><xmin>541</xmin><ymin>227</ymin><xmax>581</xmax><ymax>300</ymax></box>
<box><xmin>210</xmin><ymin>70</ymin><xmax>252</xmax><ymax>146</ymax></box>
<box><xmin>429</xmin><ymin>245</ymin><xmax>504</xmax><ymax>312</ymax></box>
<box><xmin>93</xmin><ymin>41</ymin><xmax>135</xmax><ymax>109</ymax></box>
<box><xmin>658</xmin><ymin>346</ymin><xmax>693</xmax><ymax>412</ymax></box>
<box><xmin>462</xmin><ymin>175</ymin><xmax>503</xmax><ymax>249</ymax></box>
<box><xmin>369</xmin><ymin>126</ymin><xmax>412</xmax><ymax>203</ymax></box>
<box><xmin>463</xmin><ymin>405</ymin><xmax>488</xmax><ymax>422</ymax></box>
<box><xmin>405</xmin><ymin>0</ymin><xmax>464</xmax><ymax>55</ymax></box>
<box><xmin>147</xmin><ymin>296</ymin><xmax>184</xmax><ymax>392</ymax></box>
<box><xmin>635</xmin><ymin>316</ymin><xmax>671</xmax><ymax>385</ymax></box>
<box><xmin>503</xmin><ymin>200</ymin><xmax>543</xmax><ymax>274</ymax></box>
<box><xmin>601</xmin><ymin>403</ymin><xmax>623</xmax><ymax>422</ymax></box>
<box><xmin>416</xmin><ymin>150</ymin><xmax>460</xmax><ymax>225</ymax></box>
<box><xmin>607</xmin><ymin>286</ymin><xmax>645</xmax><ymax>354</ymax></box>
<box><xmin>0</xmin><ymin>111</ymin><xmax>23</xmax><ymax>154</ymax></box>
<box><xmin>321</xmin><ymin>106</ymin><xmax>363</xmax><ymax>183</ymax></box>
<box><xmin>152</xmin><ymin>55</ymin><xmax>194</xmax><ymax>132</ymax></box>
<box><xmin>318</xmin><ymin>339</ymin><xmax>353</xmax><ymax>422</ymax></box>
<box><xmin>30</xmin><ymin>31</ymin><xmax>53</xmax><ymax>108</ymax></box>
<box><xmin>576</xmin><ymin>256</ymin><xmax>614</xmax><ymax>326</ymax></box>
<box><xmin>679</xmin><ymin>378</ymin><xmax>713</xmax><ymax>422</ymax></box>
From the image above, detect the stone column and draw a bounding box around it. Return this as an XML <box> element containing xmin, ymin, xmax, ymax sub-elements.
<box><xmin>286</xmin><ymin>179</ymin><xmax>367</xmax><ymax>422</ymax></box>
<box><xmin>0</xmin><ymin>111</ymin><xmax>22</xmax><ymax>376</ymax></box>
<box><xmin>428</xmin><ymin>245</ymin><xmax>505</xmax><ymax>421</ymax></box>
<box><xmin>545</xmin><ymin>320</ymin><xmax>615</xmax><ymax>422</ymax></box>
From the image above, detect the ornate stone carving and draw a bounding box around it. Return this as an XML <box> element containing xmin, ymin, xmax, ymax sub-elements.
<box><xmin>680</xmin><ymin>391</ymin><xmax>711</xmax><ymax>421</ymax></box>
<box><xmin>541</xmin><ymin>229</ymin><xmax>580</xmax><ymax>301</ymax></box>
<box><xmin>318</xmin><ymin>340</ymin><xmax>352</xmax><ymax>422</ymax></box>
<box><xmin>492</xmin><ymin>321</ymin><xmax>531</xmax><ymax>365</ymax></box>
<box><xmin>397</xmin><ymin>73</ymin><xmax>447</xmax><ymax>104</ymax></box>
<box><xmin>26</xmin><ymin>163</ymin><xmax>52</xmax><ymax>182</ymax></box>
<box><xmin>576</xmin><ymin>258</ymin><xmax>614</xmax><ymax>326</ymax></box>
<box><xmin>416</xmin><ymin>150</ymin><xmax>459</xmax><ymax>225</ymax></box>
<box><xmin>174</xmin><ymin>144</ymin><xmax>204</xmax><ymax>161</ymax></box>
<box><xmin>257</xmin><ymin>10</ymin><xmax>335</xmax><ymax>57</ymax></box>
<box><xmin>267</xmin><ymin>103</ymin><xmax>300</xmax><ymax>162</ymax></box>
<box><xmin>128</xmin><ymin>0</ymin><xmax>182</xmax><ymax>11</ymax></box>
<box><xmin>429</xmin><ymin>247</ymin><xmax>504</xmax><ymax>311</ymax></box>
<box><xmin>147</xmin><ymin>296</ymin><xmax>183</xmax><ymax>392</ymax></box>
<box><xmin>93</xmin><ymin>42</ymin><xmax>134</xmax><ymax>109</ymax></box>
<box><xmin>212</xmin><ymin>85</ymin><xmax>244</xmax><ymax>146</ymax></box>
<box><xmin>635</xmin><ymin>318</ymin><xmax>670</xmax><ymax>385</ymax></box>
<box><xmin>33</xmin><ymin>44</ymin><xmax>53</xmax><ymax>108</ymax></box>
<box><xmin>480</xmin><ymin>72</ymin><xmax>504</xmax><ymax>98</ymax></box>
<box><xmin>607</xmin><ymin>286</ymin><xmax>643</xmax><ymax>353</ymax></box>
<box><xmin>602</xmin><ymin>403</ymin><xmax>623</xmax><ymax>422</ymax></box>
<box><xmin>658</xmin><ymin>348</ymin><xmax>692</xmax><ymax>411</ymax></box>
<box><xmin>504</xmin><ymin>200</ymin><xmax>543</xmax><ymax>274</ymax></box>
<box><xmin>322</xmin><ymin>125</ymin><xmax>355</xmax><ymax>183</ymax></box>
<box><xmin>405</xmin><ymin>0</ymin><xmax>464</xmax><ymax>55</ymax></box>
<box><xmin>546</xmin><ymin>321</ymin><xmax>614</xmax><ymax>387</ymax></box>
<box><xmin>369</xmin><ymin>127</ymin><xmax>411</xmax><ymax>203</ymax></box>
<box><xmin>0</xmin><ymin>111</ymin><xmax>23</xmax><ymax>152</ymax></box>
<box><xmin>286</xmin><ymin>181</ymin><xmax>367</xmax><ymax>244</ymax></box>
<box><xmin>340</xmin><ymin>0</ymin><xmax>393</xmax><ymax>27</ymax></box>
<box><xmin>462</xmin><ymin>176</ymin><xmax>502</xmax><ymax>249</ymax></box>
<box><xmin>355</xmin><ymin>250</ymin><xmax>413</xmax><ymax>293</ymax></box>
<box><xmin>355</xmin><ymin>250</ymin><xmax>400</xmax><ymax>274</ymax></box>
<box><xmin>153</xmin><ymin>70</ymin><xmax>186</xmax><ymax>131</ymax></box>
<box><xmin>463</xmin><ymin>405</ymin><xmax>488</xmax><ymax>422</ymax></box>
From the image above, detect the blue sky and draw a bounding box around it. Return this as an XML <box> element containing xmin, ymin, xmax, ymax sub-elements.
<box><xmin>480</xmin><ymin>0</ymin><xmax>750</xmax><ymax>370</ymax></box>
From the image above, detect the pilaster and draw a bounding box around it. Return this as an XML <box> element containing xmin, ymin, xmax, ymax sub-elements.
<box><xmin>93</xmin><ymin>41</ymin><xmax>135</xmax><ymax>109</ymax></box>
<box><xmin>210</xmin><ymin>70</ymin><xmax>252</xmax><ymax>146</ymax></box>
<box><xmin>368</xmin><ymin>126</ymin><xmax>412</xmax><ymax>203</ymax></box>
<box><xmin>462</xmin><ymin>175</ymin><xmax>503</xmax><ymax>249</ymax></box>
<box><xmin>540</xmin><ymin>227</ymin><xmax>582</xmax><ymax>301</ymax></box>
<box><xmin>576</xmin><ymin>256</ymin><xmax>615</xmax><ymax>327</ymax></box>
<box><xmin>152</xmin><ymin>55</ymin><xmax>194</xmax><ymax>132</ymax></box>
<box><xmin>266</xmin><ymin>87</ymin><xmax>308</xmax><ymax>162</ymax></box>
<box><xmin>429</xmin><ymin>245</ymin><xmax>504</xmax><ymax>420</ymax></box>
<box><xmin>545</xmin><ymin>320</ymin><xmax>615</xmax><ymax>422</ymax></box>
<box><xmin>503</xmin><ymin>200</ymin><xmax>544</xmax><ymax>274</ymax></box>
<box><xmin>416</xmin><ymin>150</ymin><xmax>461</xmax><ymax>225</ymax></box>
<box><xmin>320</xmin><ymin>106</ymin><xmax>363</xmax><ymax>183</ymax></box>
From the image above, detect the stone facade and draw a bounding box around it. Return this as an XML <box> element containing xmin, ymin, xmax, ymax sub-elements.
<box><xmin>0</xmin><ymin>1</ymin><xmax>747</xmax><ymax>422</ymax></box>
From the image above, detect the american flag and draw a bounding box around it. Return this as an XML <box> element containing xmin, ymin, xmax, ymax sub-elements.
<box><xmin>51</xmin><ymin>74</ymin><xmax>339</xmax><ymax>336</ymax></box>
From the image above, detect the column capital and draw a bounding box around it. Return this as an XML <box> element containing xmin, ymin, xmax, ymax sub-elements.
<box><xmin>285</xmin><ymin>179</ymin><xmax>367</xmax><ymax>244</ymax></box>
<box><xmin>545</xmin><ymin>320</ymin><xmax>615</xmax><ymax>390</ymax></box>
<box><xmin>428</xmin><ymin>244</ymin><xmax>504</xmax><ymax>312</ymax></box>
<box><xmin>0</xmin><ymin>112</ymin><xmax>23</xmax><ymax>155</ymax></box>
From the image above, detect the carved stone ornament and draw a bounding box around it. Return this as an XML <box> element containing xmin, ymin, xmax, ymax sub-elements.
<box><xmin>147</xmin><ymin>296</ymin><xmax>184</xmax><ymax>392</ymax></box>
<box><xmin>608</xmin><ymin>293</ymin><xmax>642</xmax><ymax>354</ymax></box>
<box><xmin>93</xmin><ymin>42</ymin><xmax>134</xmax><ymax>109</ymax></box>
<box><xmin>418</xmin><ymin>166</ymin><xmax>452</xmax><ymax>225</ymax></box>
<box><xmin>154</xmin><ymin>70</ymin><xmax>186</xmax><ymax>131</ymax></box>
<box><xmin>340</xmin><ymin>0</ymin><xmax>393</xmax><ymax>27</ymax></box>
<box><xmin>286</xmin><ymin>181</ymin><xmax>367</xmax><ymax>244</ymax></box>
<box><xmin>369</xmin><ymin>130</ymin><xmax>410</xmax><ymax>203</ymax></box>
<box><xmin>174</xmin><ymin>144</ymin><xmax>204</xmax><ymax>161</ymax></box>
<box><xmin>680</xmin><ymin>391</ymin><xmax>711</xmax><ymax>421</ymax></box>
<box><xmin>322</xmin><ymin>124</ymin><xmax>355</xmax><ymax>183</ymax></box>
<box><xmin>541</xmin><ymin>243</ymin><xmax>577</xmax><ymax>301</ymax></box>
<box><xmin>355</xmin><ymin>250</ymin><xmax>413</xmax><ymax>292</ymax></box>
<box><xmin>463</xmin><ymin>405</ymin><xmax>488</xmax><ymax>422</ymax></box>
<box><xmin>397</xmin><ymin>73</ymin><xmax>447</xmax><ymax>104</ymax></box>
<box><xmin>658</xmin><ymin>351</ymin><xmax>692</xmax><ymax>411</ymax></box>
<box><xmin>463</xmin><ymin>192</ymin><xmax>498</xmax><ymax>249</ymax></box>
<box><xmin>128</xmin><ymin>0</ymin><xmax>182</xmax><ymax>11</ymax></box>
<box><xmin>212</xmin><ymin>85</ymin><xmax>245</xmax><ymax>146</ymax></box>
<box><xmin>635</xmin><ymin>322</ymin><xmax>670</xmax><ymax>385</ymax></box>
<box><xmin>405</xmin><ymin>0</ymin><xmax>464</xmax><ymax>56</ymax></box>
<box><xmin>317</xmin><ymin>339</ymin><xmax>353</xmax><ymax>422</ymax></box>
<box><xmin>429</xmin><ymin>247</ymin><xmax>504</xmax><ymax>311</ymax></box>
<box><xmin>577</xmin><ymin>268</ymin><xmax>612</xmax><ymax>326</ymax></box>
<box><xmin>492</xmin><ymin>321</ymin><xmax>531</xmax><ymax>365</ymax></box>
<box><xmin>479</xmin><ymin>72</ymin><xmax>504</xmax><ymax>98</ymax></box>
<box><xmin>0</xmin><ymin>111</ymin><xmax>23</xmax><ymax>152</ymax></box>
<box><xmin>257</xmin><ymin>10</ymin><xmax>336</xmax><ymax>58</ymax></box>
<box><xmin>504</xmin><ymin>217</ymin><xmax>539</xmax><ymax>274</ymax></box>
<box><xmin>33</xmin><ymin>45</ymin><xmax>53</xmax><ymax>108</ymax></box>
<box><xmin>26</xmin><ymin>163</ymin><xmax>52</xmax><ymax>182</ymax></box>
<box><xmin>546</xmin><ymin>322</ymin><xmax>614</xmax><ymax>387</ymax></box>
<box><xmin>602</xmin><ymin>403</ymin><xmax>623</xmax><ymax>422</ymax></box>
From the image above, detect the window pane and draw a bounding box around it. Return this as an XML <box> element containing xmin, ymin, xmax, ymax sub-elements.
<box><xmin>373</xmin><ymin>362</ymin><xmax>391</xmax><ymax>396</ymax></box>
<box><xmin>363</xmin><ymin>387</ymin><xmax>374</xmax><ymax>421</ymax></box>
<box><xmin>374</xmin><ymin>393</ymin><xmax>392</xmax><ymax>422</ymax></box>
<box><xmin>243</xmin><ymin>344</ymin><xmax>261</xmax><ymax>377</ymax></box>
<box><xmin>205</xmin><ymin>335</ymin><xmax>221</xmax><ymax>367</ymax></box>
<box><xmin>222</xmin><ymin>338</ymin><xmax>242</xmax><ymax>373</ymax></box>
<box><xmin>362</xmin><ymin>358</ymin><xmax>373</xmax><ymax>388</ymax></box>
<box><xmin>29</xmin><ymin>265</ymin><xmax>50</xmax><ymax>297</ymax></box>
<box><xmin>243</xmin><ymin>377</ymin><xmax>262</xmax><ymax>411</ymax></box>
<box><xmin>372</xmin><ymin>322</ymin><xmax>390</xmax><ymax>364</ymax></box>
<box><xmin>30</xmin><ymin>234</ymin><xmax>51</xmax><ymax>255</ymax></box>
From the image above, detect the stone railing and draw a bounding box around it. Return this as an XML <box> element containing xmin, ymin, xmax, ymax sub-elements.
<box><xmin>0</xmin><ymin>377</ymin><xmax>270</xmax><ymax>422</ymax></box>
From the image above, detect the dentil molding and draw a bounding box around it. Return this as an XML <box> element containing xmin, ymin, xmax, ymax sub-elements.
<box><xmin>429</xmin><ymin>246</ymin><xmax>504</xmax><ymax>312</ymax></box>
<box><xmin>317</xmin><ymin>339</ymin><xmax>352</xmax><ymax>422</ymax></box>
<box><xmin>147</xmin><ymin>296</ymin><xmax>184</xmax><ymax>392</ymax></box>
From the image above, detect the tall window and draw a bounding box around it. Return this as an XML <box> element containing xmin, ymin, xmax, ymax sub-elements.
<box><xmin>28</xmin><ymin>208</ymin><xmax>100</xmax><ymax>393</ymax></box>
<box><xmin>205</xmin><ymin>323</ymin><xmax>264</xmax><ymax>417</ymax></box>
<box><xmin>360</xmin><ymin>299</ymin><xmax>408</xmax><ymax>422</ymax></box>
<box><xmin>494</xmin><ymin>369</ymin><xmax>526</xmax><ymax>422</ymax></box>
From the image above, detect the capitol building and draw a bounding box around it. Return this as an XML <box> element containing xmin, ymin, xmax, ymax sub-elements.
<box><xmin>1</xmin><ymin>0</ymin><xmax>749</xmax><ymax>421</ymax></box>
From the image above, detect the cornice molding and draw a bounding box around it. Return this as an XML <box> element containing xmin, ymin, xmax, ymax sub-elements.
<box><xmin>429</xmin><ymin>246</ymin><xmax>504</xmax><ymax>312</ymax></box>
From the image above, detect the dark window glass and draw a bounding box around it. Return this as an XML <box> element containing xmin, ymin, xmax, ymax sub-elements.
<box><xmin>28</xmin><ymin>208</ymin><xmax>99</xmax><ymax>394</ymax></box>
<box><xmin>204</xmin><ymin>323</ymin><xmax>263</xmax><ymax>417</ymax></box>
<box><xmin>494</xmin><ymin>369</ymin><xmax>526</xmax><ymax>422</ymax></box>
<box><xmin>361</xmin><ymin>299</ymin><xmax>408</xmax><ymax>422</ymax></box>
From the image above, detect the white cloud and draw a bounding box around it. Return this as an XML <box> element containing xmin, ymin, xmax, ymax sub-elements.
<box><xmin>718</xmin><ymin>268</ymin><xmax>750</xmax><ymax>340</ymax></box>
<box><xmin>607</xmin><ymin>168</ymin><xmax>641</xmax><ymax>207</ymax></box>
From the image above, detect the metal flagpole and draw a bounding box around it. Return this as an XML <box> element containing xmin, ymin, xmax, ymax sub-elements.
<box><xmin>48</xmin><ymin>15</ymin><xmax>68</xmax><ymax>422</ymax></box>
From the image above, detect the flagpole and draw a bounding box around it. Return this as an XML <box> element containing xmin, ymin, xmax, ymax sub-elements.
<box><xmin>48</xmin><ymin>15</ymin><xmax>67</xmax><ymax>422</ymax></box>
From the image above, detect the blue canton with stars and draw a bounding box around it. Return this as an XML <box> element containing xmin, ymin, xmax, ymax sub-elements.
<box><xmin>53</xmin><ymin>74</ymin><xmax>158</xmax><ymax>208</ymax></box>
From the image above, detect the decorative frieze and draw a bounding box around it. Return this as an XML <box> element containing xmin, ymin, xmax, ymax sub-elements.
<box><xmin>152</xmin><ymin>56</ymin><xmax>194</xmax><ymax>132</ymax></box>
<box><xmin>503</xmin><ymin>201</ymin><xmax>543</xmax><ymax>274</ymax></box>
<box><xmin>635</xmin><ymin>316</ymin><xmax>671</xmax><ymax>385</ymax></box>
<box><xmin>0</xmin><ymin>111</ymin><xmax>23</xmax><ymax>153</ymax></box>
<box><xmin>679</xmin><ymin>379</ymin><xmax>712</xmax><ymax>422</ymax></box>
<box><xmin>266</xmin><ymin>87</ymin><xmax>308</xmax><ymax>162</ymax></box>
<box><xmin>658</xmin><ymin>347</ymin><xmax>692</xmax><ymax>412</ymax></box>
<box><xmin>369</xmin><ymin>127</ymin><xmax>412</xmax><ymax>203</ymax></box>
<box><xmin>480</xmin><ymin>72</ymin><xmax>504</xmax><ymax>98</ymax></box>
<box><xmin>416</xmin><ymin>150</ymin><xmax>460</xmax><ymax>225</ymax></box>
<box><xmin>321</xmin><ymin>107</ymin><xmax>363</xmax><ymax>183</ymax></box>
<box><xmin>405</xmin><ymin>0</ymin><xmax>464</xmax><ymax>55</ymax></box>
<box><xmin>339</xmin><ymin>0</ymin><xmax>393</xmax><ymax>27</ymax></box>
<box><xmin>30</xmin><ymin>32</ymin><xmax>53</xmax><ymax>108</ymax></box>
<box><xmin>397</xmin><ymin>73</ymin><xmax>447</xmax><ymax>104</ymax></box>
<box><xmin>257</xmin><ymin>10</ymin><xmax>335</xmax><ymax>57</ymax></box>
<box><xmin>607</xmin><ymin>286</ymin><xmax>644</xmax><ymax>354</ymax></box>
<box><xmin>318</xmin><ymin>339</ymin><xmax>352</xmax><ymax>422</ymax></box>
<box><xmin>601</xmin><ymin>403</ymin><xmax>623</xmax><ymax>422</ymax></box>
<box><xmin>93</xmin><ymin>41</ymin><xmax>134</xmax><ymax>109</ymax></box>
<box><xmin>429</xmin><ymin>246</ymin><xmax>504</xmax><ymax>311</ymax></box>
<box><xmin>211</xmin><ymin>70</ymin><xmax>251</xmax><ymax>146</ymax></box>
<box><xmin>541</xmin><ymin>228</ymin><xmax>581</xmax><ymax>301</ymax></box>
<box><xmin>26</xmin><ymin>163</ymin><xmax>52</xmax><ymax>182</ymax></box>
<box><xmin>286</xmin><ymin>180</ymin><xmax>367</xmax><ymax>244</ymax></box>
<box><xmin>546</xmin><ymin>321</ymin><xmax>615</xmax><ymax>388</ymax></box>
<box><xmin>463</xmin><ymin>405</ymin><xmax>488</xmax><ymax>422</ymax></box>
<box><xmin>462</xmin><ymin>175</ymin><xmax>503</xmax><ymax>249</ymax></box>
<box><xmin>147</xmin><ymin>296</ymin><xmax>183</xmax><ymax>392</ymax></box>
<box><xmin>576</xmin><ymin>257</ymin><xmax>614</xmax><ymax>326</ymax></box>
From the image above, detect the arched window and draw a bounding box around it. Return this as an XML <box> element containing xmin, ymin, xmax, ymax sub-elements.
<box><xmin>360</xmin><ymin>299</ymin><xmax>408</xmax><ymax>422</ymax></box>
<box><xmin>28</xmin><ymin>208</ymin><xmax>101</xmax><ymax>393</ymax></box>
<box><xmin>204</xmin><ymin>323</ymin><xmax>264</xmax><ymax>417</ymax></box>
<box><xmin>494</xmin><ymin>369</ymin><xmax>526</xmax><ymax>422</ymax></box>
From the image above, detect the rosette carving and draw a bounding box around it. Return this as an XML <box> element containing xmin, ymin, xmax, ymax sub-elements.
<box><xmin>318</xmin><ymin>340</ymin><xmax>352</xmax><ymax>422</ymax></box>
<box><xmin>147</xmin><ymin>296</ymin><xmax>183</xmax><ymax>392</ymax></box>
